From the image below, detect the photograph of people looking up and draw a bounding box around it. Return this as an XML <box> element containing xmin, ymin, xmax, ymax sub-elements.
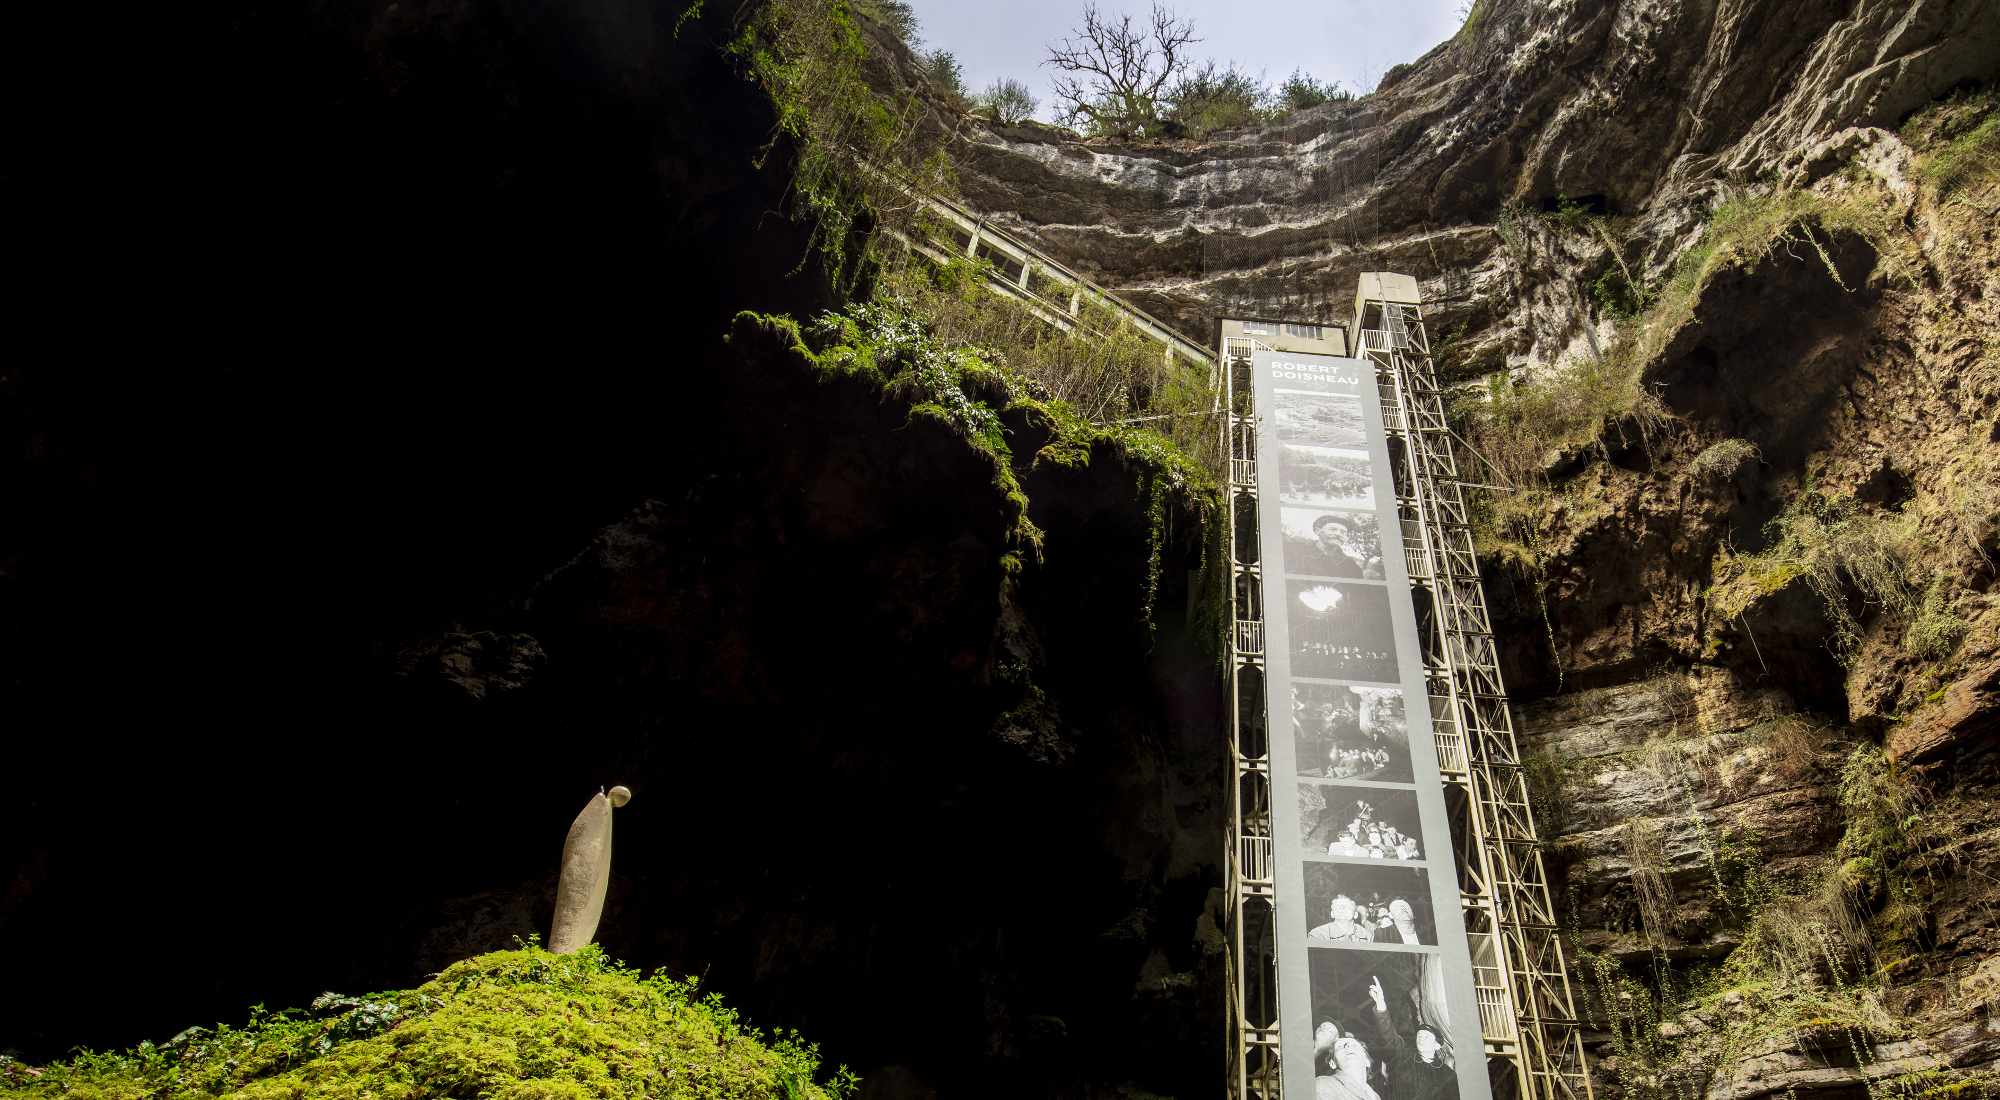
<box><xmin>1278</xmin><ymin>444</ymin><xmax>1376</xmax><ymax>511</ymax></box>
<box><xmin>1309</xmin><ymin>948</ymin><xmax>1460</xmax><ymax>1100</ymax></box>
<box><xmin>1288</xmin><ymin>581</ymin><xmax>1399</xmax><ymax>682</ymax></box>
<box><xmin>1282</xmin><ymin>507</ymin><xmax>1385</xmax><ymax>580</ymax></box>
<box><xmin>1293</xmin><ymin>684</ymin><xmax>1411</xmax><ymax>783</ymax></box>
<box><xmin>1300</xmin><ymin>785</ymin><xmax>1423</xmax><ymax>862</ymax></box>
<box><xmin>1273</xmin><ymin>392</ymin><xmax>1367</xmax><ymax>451</ymax></box>
<box><xmin>1303</xmin><ymin>864</ymin><xmax>1437</xmax><ymax>946</ymax></box>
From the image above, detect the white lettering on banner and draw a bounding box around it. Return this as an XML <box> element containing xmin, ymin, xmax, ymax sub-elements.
<box><xmin>1268</xmin><ymin>360</ymin><xmax>1364</xmax><ymax>385</ymax></box>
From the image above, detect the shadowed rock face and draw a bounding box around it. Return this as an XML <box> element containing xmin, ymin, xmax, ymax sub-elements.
<box><xmin>2</xmin><ymin>3</ymin><xmax>1225</xmax><ymax>1097</ymax></box>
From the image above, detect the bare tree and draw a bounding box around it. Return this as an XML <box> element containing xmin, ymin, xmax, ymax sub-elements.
<box><xmin>1043</xmin><ymin>3</ymin><xmax>1199</xmax><ymax>138</ymax></box>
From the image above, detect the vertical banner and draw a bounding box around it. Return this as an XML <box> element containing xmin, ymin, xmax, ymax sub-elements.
<box><xmin>1253</xmin><ymin>349</ymin><xmax>1492</xmax><ymax>1100</ymax></box>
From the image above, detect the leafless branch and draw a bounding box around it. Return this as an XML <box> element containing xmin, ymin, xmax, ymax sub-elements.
<box><xmin>1042</xmin><ymin>2</ymin><xmax>1199</xmax><ymax>138</ymax></box>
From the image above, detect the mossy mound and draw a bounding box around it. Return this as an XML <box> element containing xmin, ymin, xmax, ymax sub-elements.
<box><xmin>0</xmin><ymin>947</ymin><xmax>853</xmax><ymax>1100</ymax></box>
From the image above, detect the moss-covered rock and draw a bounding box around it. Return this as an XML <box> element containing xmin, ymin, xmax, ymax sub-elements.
<box><xmin>0</xmin><ymin>947</ymin><xmax>852</xmax><ymax>1100</ymax></box>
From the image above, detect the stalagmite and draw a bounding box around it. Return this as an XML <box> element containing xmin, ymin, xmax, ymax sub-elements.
<box><xmin>548</xmin><ymin>784</ymin><xmax>631</xmax><ymax>953</ymax></box>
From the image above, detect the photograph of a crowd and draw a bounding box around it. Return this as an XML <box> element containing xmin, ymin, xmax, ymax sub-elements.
<box><xmin>1282</xmin><ymin>507</ymin><xmax>1386</xmax><ymax>580</ymax></box>
<box><xmin>1273</xmin><ymin>392</ymin><xmax>1367</xmax><ymax>451</ymax></box>
<box><xmin>1278</xmin><ymin>444</ymin><xmax>1376</xmax><ymax>510</ymax></box>
<box><xmin>1293</xmin><ymin>683</ymin><xmax>1411</xmax><ymax>783</ymax></box>
<box><xmin>1301</xmin><ymin>785</ymin><xmax>1423</xmax><ymax>861</ymax></box>
<box><xmin>1303</xmin><ymin>863</ymin><xmax>1437</xmax><ymax>947</ymax></box>
<box><xmin>1287</xmin><ymin>581</ymin><xmax>1399</xmax><ymax>682</ymax></box>
<box><xmin>1308</xmin><ymin>947</ymin><xmax>1461</xmax><ymax>1100</ymax></box>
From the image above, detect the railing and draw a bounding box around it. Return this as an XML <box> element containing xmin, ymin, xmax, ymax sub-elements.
<box><xmin>1478</xmin><ymin>985</ymin><xmax>1515</xmax><ymax>1040</ymax></box>
<box><xmin>884</xmin><ymin>190</ymin><xmax>1215</xmax><ymax>370</ymax></box>
<box><xmin>1434</xmin><ymin>720</ymin><xmax>1469</xmax><ymax>774</ymax></box>
<box><xmin>1239</xmin><ymin>833</ymin><xmax>1273</xmax><ymax>890</ymax></box>
<box><xmin>1404</xmin><ymin>544</ymin><xmax>1430</xmax><ymax>580</ymax></box>
<box><xmin>1235</xmin><ymin>620</ymin><xmax>1266</xmax><ymax>656</ymax></box>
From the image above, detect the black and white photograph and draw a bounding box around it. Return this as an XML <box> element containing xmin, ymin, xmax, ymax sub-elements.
<box><xmin>1294</xmin><ymin>684</ymin><xmax>1413</xmax><ymax>783</ymax></box>
<box><xmin>1301</xmin><ymin>785</ymin><xmax>1424</xmax><ymax>862</ymax></box>
<box><xmin>1282</xmin><ymin>506</ymin><xmax>1385</xmax><ymax>580</ymax></box>
<box><xmin>1302</xmin><ymin>863</ymin><xmax>1437</xmax><ymax>947</ymax></box>
<box><xmin>1273</xmin><ymin>392</ymin><xmax>1367</xmax><ymax>450</ymax></box>
<box><xmin>1278</xmin><ymin>444</ymin><xmax>1376</xmax><ymax>510</ymax></box>
<box><xmin>1287</xmin><ymin>581</ymin><xmax>1399</xmax><ymax>682</ymax></box>
<box><xmin>1308</xmin><ymin>946</ymin><xmax>1462</xmax><ymax>1100</ymax></box>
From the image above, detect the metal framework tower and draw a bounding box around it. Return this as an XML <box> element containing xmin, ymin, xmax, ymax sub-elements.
<box><xmin>1220</xmin><ymin>323</ymin><xmax>1282</xmax><ymax>1100</ymax></box>
<box><xmin>1217</xmin><ymin>278</ymin><xmax>1594</xmax><ymax>1100</ymax></box>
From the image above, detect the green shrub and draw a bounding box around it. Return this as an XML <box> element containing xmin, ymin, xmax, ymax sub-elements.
<box><xmin>1165</xmin><ymin>61</ymin><xmax>1269</xmax><ymax>137</ymax></box>
<box><xmin>919</xmin><ymin>48</ymin><xmax>967</xmax><ymax>103</ymax></box>
<box><xmin>0</xmin><ymin>946</ymin><xmax>855</xmax><ymax>1100</ymax></box>
<box><xmin>976</xmin><ymin>78</ymin><xmax>1039</xmax><ymax>125</ymax></box>
<box><xmin>1274</xmin><ymin>70</ymin><xmax>1346</xmax><ymax>113</ymax></box>
<box><xmin>851</xmin><ymin>0</ymin><xmax>916</xmax><ymax>41</ymax></box>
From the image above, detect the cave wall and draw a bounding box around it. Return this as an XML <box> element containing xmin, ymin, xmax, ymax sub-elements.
<box><xmin>3</xmin><ymin>2</ymin><xmax>1227</xmax><ymax>1097</ymax></box>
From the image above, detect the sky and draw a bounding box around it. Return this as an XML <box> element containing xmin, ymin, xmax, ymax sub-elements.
<box><xmin>903</xmin><ymin>0</ymin><xmax>1466</xmax><ymax>121</ymax></box>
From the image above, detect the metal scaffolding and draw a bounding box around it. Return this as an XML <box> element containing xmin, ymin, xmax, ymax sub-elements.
<box><xmin>1353</xmin><ymin>277</ymin><xmax>1594</xmax><ymax>1100</ymax></box>
<box><xmin>1217</xmin><ymin>277</ymin><xmax>1592</xmax><ymax>1100</ymax></box>
<box><xmin>1221</xmin><ymin>331</ymin><xmax>1281</xmax><ymax>1100</ymax></box>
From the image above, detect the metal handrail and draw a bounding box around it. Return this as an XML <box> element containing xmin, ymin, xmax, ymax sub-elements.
<box><xmin>895</xmin><ymin>190</ymin><xmax>1215</xmax><ymax>367</ymax></box>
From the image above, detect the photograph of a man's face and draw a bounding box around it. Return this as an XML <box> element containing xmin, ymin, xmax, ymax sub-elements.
<box><xmin>1302</xmin><ymin>864</ymin><xmax>1437</xmax><ymax>947</ymax></box>
<box><xmin>1282</xmin><ymin>506</ymin><xmax>1384</xmax><ymax>580</ymax></box>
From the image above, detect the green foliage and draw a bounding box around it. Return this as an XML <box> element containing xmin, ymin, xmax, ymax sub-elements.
<box><xmin>1493</xmin><ymin>202</ymin><xmax>1533</xmax><ymax>257</ymax></box>
<box><xmin>874</xmin><ymin>251</ymin><xmax>1219</xmax><ymax>470</ymax></box>
<box><xmin>975</xmin><ymin>79</ymin><xmax>1039</xmax><ymax>125</ymax></box>
<box><xmin>1589</xmin><ymin>265</ymin><xmax>1644</xmax><ymax>319</ymax></box>
<box><xmin>1456</xmin><ymin>358</ymin><xmax>1670</xmax><ymax>509</ymax></box>
<box><xmin>1835</xmin><ymin>744</ymin><xmax>1934</xmax><ymax>965</ymax></box>
<box><xmin>1164</xmin><ymin>61</ymin><xmax>1268</xmax><ymax>138</ymax></box>
<box><xmin>0</xmin><ymin>946</ymin><xmax>855</xmax><ymax>1100</ymax></box>
<box><xmin>1274</xmin><ymin>70</ymin><xmax>1347</xmax><ymax>112</ymax></box>
<box><xmin>1550</xmin><ymin>193</ymin><xmax>1593</xmax><ymax>233</ymax></box>
<box><xmin>784</xmin><ymin>281</ymin><xmax>1219</xmax><ymax>591</ymax></box>
<box><xmin>726</xmin><ymin>0</ymin><xmax>952</xmax><ymax>285</ymax></box>
<box><xmin>851</xmin><ymin>0</ymin><xmax>916</xmax><ymax>41</ymax></box>
<box><xmin>1904</xmin><ymin>575</ymin><xmax>1967</xmax><ymax>661</ymax></box>
<box><xmin>918</xmin><ymin>48</ymin><xmax>966</xmax><ymax>103</ymax></box>
<box><xmin>1709</xmin><ymin>490</ymin><xmax>1921</xmax><ymax>656</ymax></box>
<box><xmin>1904</xmin><ymin>86</ymin><xmax>2000</xmax><ymax>202</ymax></box>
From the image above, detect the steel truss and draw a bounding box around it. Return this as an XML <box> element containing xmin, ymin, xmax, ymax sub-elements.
<box><xmin>1219</xmin><ymin>289</ymin><xmax>1593</xmax><ymax>1100</ymax></box>
<box><xmin>1222</xmin><ymin>335</ymin><xmax>1282</xmax><ymax>1100</ymax></box>
<box><xmin>1357</xmin><ymin>292</ymin><xmax>1595</xmax><ymax>1100</ymax></box>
